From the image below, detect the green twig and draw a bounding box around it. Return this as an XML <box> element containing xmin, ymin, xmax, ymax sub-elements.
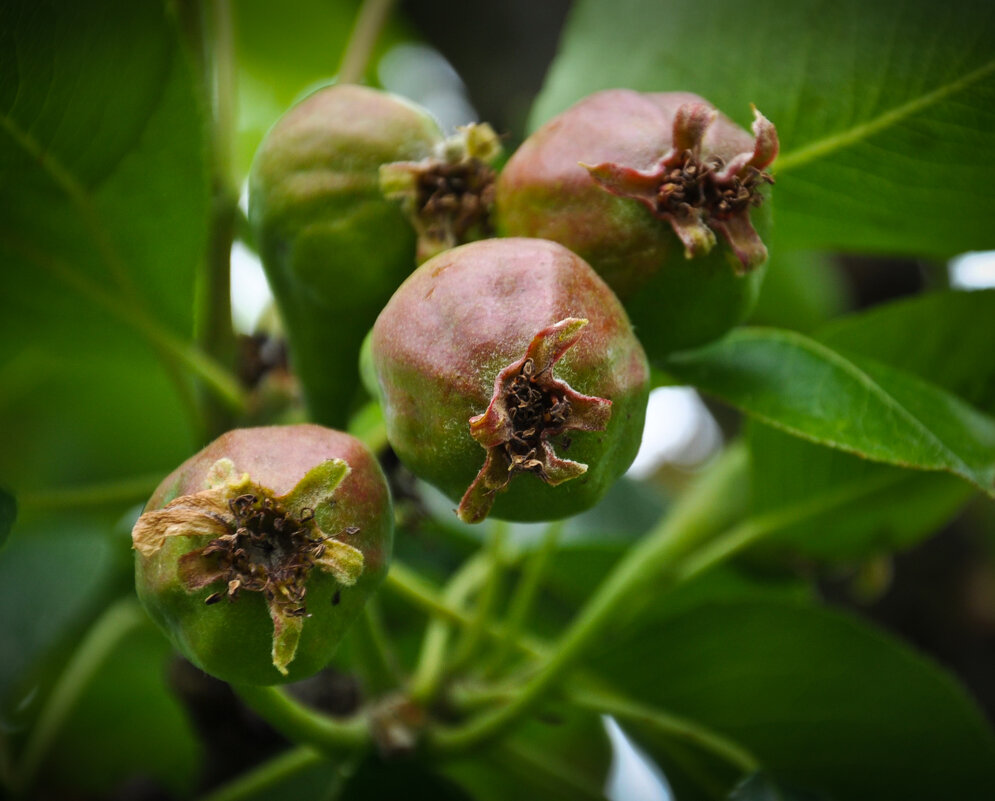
<box><xmin>338</xmin><ymin>0</ymin><xmax>396</xmax><ymax>84</ymax></box>
<box><xmin>488</xmin><ymin>520</ymin><xmax>564</xmax><ymax>674</ymax></box>
<box><xmin>569</xmin><ymin>686</ymin><xmax>759</xmax><ymax>775</ymax></box>
<box><xmin>428</xmin><ymin>449</ymin><xmax>910</xmax><ymax>756</ymax></box>
<box><xmin>450</xmin><ymin>521</ymin><xmax>509</xmax><ymax>670</ymax></box>
<box><xmin>385</xmin><ymin>561</ymin><xmax>470</xmax><ymax>626</ymax></box>
<box><xmin>208</xmin><ymin>0</ymin><xmax>236</xmax><ymax>188</ymax></box>
<box><xmin>233</xmin><ymin>685</ymin><xmax>368</xmax><ymax>755</ymax></box>
<box><xmin>427</xmin><ymin>445</ymin><xmax>749</xmax><ymax>754</ymax></box>
<box><xmin>385</xmin><ymin>560</ymin><xmax>549</xmax><ymax>659</ymax></box>
<box><xmin>11</xmin><ymin>598</ymin><xmax>146</xmax><ymax>796</ymax></box>
<box><xmin>350</xmin><ymin>600</ymin><xmax>403</xmax><ymax>698</ymax></box>
<box><xmin>448</xmin><ymin>677</ymin><xmax>759</xmax><ymax>778</ymax></box>
<box><xmin>409</xmin><ymin>554</ymin><xmax>490</xmax><ymax>704</ymax></box>
<box><xmin>389</xmin><ymin>556</ymin><xmax>762</xmax><ymax>775</ymax></box>
<box><xmin>196</xmin><ymin>0</ymin><xmax>240</xmax><ymax>435</ymax></box>
<box><xmin>197</xmin><ymin>746</ymin><xmax>328</xmax><ymax>801</ymax></box>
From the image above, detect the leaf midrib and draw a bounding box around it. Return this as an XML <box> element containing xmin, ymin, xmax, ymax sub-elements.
<box><xmin>684</xmin><ymin>329</ymin><xmax>993</xmax><ymax>494</ymax></box>
<box><xmin>774</xmin><ymin>58</ymin><xmax>995</xmax><ymax>172</ymax></box>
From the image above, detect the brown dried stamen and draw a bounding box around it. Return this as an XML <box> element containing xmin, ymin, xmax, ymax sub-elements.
<box><xmin>192</xmin><ymin>494</ymin><xmax>355</xmax><ymax>619</ymax></box>
<box><xmin>652</xmin><ymin>151</ymin><xmax>772</xmax><ymax>221</ymax></box>
<box><xmin>704</xmin><ymin>160</ymin><xmax>774</xmax><ymax>220</ymax></box>
<box><xmin>132</xmin><ymin>457</ymin><xmax>363</xmax><ymax>675</ymax></box>
<box><xmin>415</xmin><ymin>159</ymin><xmax>497</xmax><ymax>245</ymax></box>
<box><xmin>502</xmin><ymin>358</ymin><xmax>573</xmax><ymax>480</ymax></box>
<box><xmin>380</xmin><ymin>123</ymin><xmax>502</xmax><ymax>263</ymax></box>
<box><xmin>458</xmin><ymin>318</ymin><xmax>613</xmax><ymax>524</ymax></box>
<box><xmin>653</xmin><ymin>150</ymin><xmax>712</xmax><ymax>218</ymax></box>
<box><xmin>584</xmin><ymin>103</ymin><xmax>779</xmax><ymax>271</ymax></box>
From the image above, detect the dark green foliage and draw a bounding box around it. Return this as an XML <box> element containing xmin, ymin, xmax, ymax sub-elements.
<box><xmin>2</xmin><ymin>0</ymin><xmax>994</xmax><ymax>798</ymax></box>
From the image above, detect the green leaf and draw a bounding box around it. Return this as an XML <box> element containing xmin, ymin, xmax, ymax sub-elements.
<box><xmin>593</xmin><ymin>600</ymin><xmax>995</xmax><ymax>800</ymax></box>
<box><xmin>532</xmin><ymin>0</ymin><xmax>995</xmax><ymax>257</ymax></box>
<box><xmin>749</xmin><ymin>290</ymin><xmax>995</xmax><ymax>559</ymax></box>
<box><xmin>664</xmin><ymin>328</ymin><xmax>995</xmax><ymax>497</ymax></box>
<box><xmin>728</xmin><ymin>773</ymin><xmax>831</xmax><ymax>801</ymax></box>
<box><xmin>443</xmin><ymin>703</ymin><xmax>612</xmax><ymax>801</ymax></box>
<box><xmin>234</xmin><ymin>0</ymin><xmax>407</xmax><ymax>178</ymax></box>
<box><xmin>338</xmin><ymin>753</ymin><xmax>473</xmax><ymax>800</ymax></box>
<box><xmin>818</xmin><ymin>289</ymin><xmax>995</xmax><ymax>413</ymax></box>
<box><xmin>749</xmin><ymin>424</ymin><xmax>973</xmax><ymax>559</ymax></box>
<box><xmin>208</xmin><ymin>751</ymin><xmax>345</xmax><ymax>801</ymax></box>
<box><xmin>234</xmin><ymin>0</ymin><xmax>357</xmax><ymax>178</ymax></box>
<box><xmin>0</xmin><ymin>517</ymin><xmax>122</xmax><ymax>726</ymax></box>
<box><xmin>0</xmin><ymin>487</ymin><xmax>14</xmax><ymax>548</ymax></box>
<box><xmin>747</xmin><ymin>250</ymin><xmax>848</xmax><ymax>333</ymax></box>
<box><xmin>0</xmin><ymin>0</ymin><xmax>210</xmax><ymax>493</ymax></box>
<box><xmin>40</xmin><ymin>617</ymin><xmax>200</xmax><ymax>798</ymax></box>
<box><xmin>545</xmin><ymin>546</ymin><xmax>811</xmax><ymax>633</ymax></box>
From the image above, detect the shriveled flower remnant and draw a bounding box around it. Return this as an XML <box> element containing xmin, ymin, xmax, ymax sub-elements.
<box><xmin>585</xmin><ymin>102</ymin><xmax>778</xmax><ymax>271</ymax></box>
<box><xmin>132</xmin><ymin>458</ymin><xmax>364</xmax><ymax>674</ymax></box>
<box><xmin>459</xmin><ymin>317</ymin><xmax>612</xmax><ymax>523</ymax></box>
<box><xmin>380</xmin><ymin>123</ymin><xmax>502</xmax><ymax>263</ymax></box>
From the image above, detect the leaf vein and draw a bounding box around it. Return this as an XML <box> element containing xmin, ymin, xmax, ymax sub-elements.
<box><xmin>774</xmin><ymin>58</ymin><xmax>995</xmax><ymax>172</ymax></box>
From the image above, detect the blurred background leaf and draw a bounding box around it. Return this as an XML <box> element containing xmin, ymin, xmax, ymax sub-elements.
<box><xmin>748</xmin><ymin>426</ymin><xmax>974</xmax><ymax>560</ymax></box>
<box><xmin>233</xmin><ymin>0</ymin><xmax>412</xmax><ymax>179</ymax></box>
<box><xmin>38</xmin><ymin>616</ymin><xmax>201</xmax><ymax>798</ymax></box>
<box><xmin>337</xmin><ymin>752</ymin><xmax>472</xmax><ymax>800</ymax></box>
<box><xmin>593</xmin><ymin>600</ymin><xmax>995</xmax><ymax>800</ymax></box>
<box><xmin>0</xmin><ymin>488</ymin><xmax>14</xmax><ymax>548</ymax></box>
<box><xmin>0</xmin><ymin>516</ymin><xmax>123</xmax><ymax>726</ymax></box>
<box><xmin>443</xmin><ymin>703</ymin><xmax>612</xmax><ymax>801</ymax></box>
<box><xmin>746</xmin><ymin>250</ymin><xmax>849</xmax><ymax>333</ymax></box>
<box><xmin>727</xmin><ymin>773</ymin><xmax>831</xmax><ymax>801</ymax></box>
<box><xmin>531</xmin><ymin>0</ymin><xmax>995</xmax><ymax>258</ymax></box>
<box><xmin>0</xmin><ymin>0</ymin><xmax>210</xmax><ymax>494</ymax></box>
<box><xmin>0</xmin><ymin>1</ymin><xmax>212</xmax><ymax>793</ymax></box>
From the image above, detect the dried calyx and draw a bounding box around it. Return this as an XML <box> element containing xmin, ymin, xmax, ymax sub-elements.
<box><xmin>459</xmin><ymin>318</ymin><xmax>612</xmax><ymax>523</ymax></box>
<box><xmin>133</xmin><ymin>458</ymin><xmax>364</xmax><ymax>675</ymax></box>
<box><xmin>584</xmin><ymin>103</ymin><xmax>778</xmax><ymax>272</ymax></box>
<box><xmin>380</xmin><ymin>123</ymin><xmax>502</xmax><ymax>263</ymax></box>
<box><xmin>190</xmin><ymin>494</ymin><xmax>359</xmax><ymax>614</ymax></box>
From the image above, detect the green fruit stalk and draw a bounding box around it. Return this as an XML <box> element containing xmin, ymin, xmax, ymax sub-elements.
<box><xmin>250</xmin><ymin>84</ymin><xmax>499</xmax><ymax>425</ymax></box>
<box><xmin>371</xmin><ymin>238</ymin><xmax>649</xmax><ymax>523</ymax></box>
<box><xmin>496</xmin><ymin>89</ymin><xmax>778</xmax><ymax>358</ymax></box>
<box><xmin>132</xmin><ymin>425</ymin><xmax>392</xmax><ymax>685</ymax></box>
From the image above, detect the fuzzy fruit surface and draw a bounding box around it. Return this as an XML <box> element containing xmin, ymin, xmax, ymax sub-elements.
<box><xmin>371</xmin><ymin>238</ymin><xmax>649</xmax><ymax>522</ymax></box>
<box><xmin>496</xmin><ymin>89</ymin><xmax>774</xmax><ymax>359</ymax></box>
<box><xmin>250</xmin><ymin>84</ymin><xmax>443</xmax><ymax>426</ymax></box>
<box><xmin>133</xmin><ymin>425</ymin><xmax>392</xmax><ymax>686</ymax></box>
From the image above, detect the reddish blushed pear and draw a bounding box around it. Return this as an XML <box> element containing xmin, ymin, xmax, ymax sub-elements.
<box><xmin>496</xmin><ymin>89</ymin><xmax>778</xmax><ymax>359</ymax></box>
<box><xmin>370</xmin><ymin>238</ymin><xmax>649</xmax><ymax>524</ymax></box>
<box><xmin>133</xmin><ymin>426</ymin><xmax>392</xmax><ymax>685</ymax></box>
